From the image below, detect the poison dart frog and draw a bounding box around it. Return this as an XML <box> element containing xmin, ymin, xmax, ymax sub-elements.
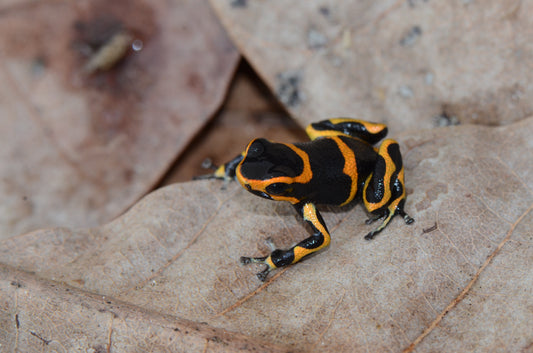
<box><xmin>199</xmin><ymin>118</ymin><xmax>414</xmax><ymax>281</ymax></box>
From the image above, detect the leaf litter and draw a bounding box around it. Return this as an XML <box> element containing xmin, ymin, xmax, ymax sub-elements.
<box><xmin>0</xmin><ymin>0</ymin><xmax>239</xmax><ymax>238</ymax></box>
<box><xmin>1</xmin><ymin>0</ymin><xmax>532</xmax><ymax>351</ymax></box>
<box><xmin>1</xmin><ymin>117</ymin><xmax>532</xmax><ymax>352</ymax></box>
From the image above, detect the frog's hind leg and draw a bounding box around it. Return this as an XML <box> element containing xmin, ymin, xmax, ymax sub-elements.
<box><xmin>363</xmin><ymin>139</ymin><xmax>414</xmax><ymax>240</ymax></box>
<box><xmin>305</xmin><ymin>118</ymin><xmax>388</xmax><ymax>144</ymax></box>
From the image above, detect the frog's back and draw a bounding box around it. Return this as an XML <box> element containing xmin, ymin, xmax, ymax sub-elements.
<box><xmin>294</xmin><ymin>136</ymin><xmax>378</xmax><ymax>205</ymax></box>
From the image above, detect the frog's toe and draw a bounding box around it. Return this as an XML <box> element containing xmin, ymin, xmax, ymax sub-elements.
<box><xmin>240</xmin><ymin>256</ymin><xmax>252</xmax><ymax>265</ymax></box>
<box><xmin>404</xmin><ymin>214</ymin><xmax>415</xmax><ymax>224</ymax></box>
<box><xmin>240</xmin><ymin>255</ymin><xmax>268</xmax><ymax>265</ymax></box>
<box><xmin>240</xmin><ymin>256</ymin><xmax>272</xmax><ymax>281</ymax></box>
<box><xmin>397</xmin><ymin>209</ymin><xmax>415</xmax><ymax>224</ymax></box>
<box><xmin>256</xmin><ymin>267</ymin><xmax>271</xmax><ymax>282</ymax></box>
<box><xmin>364</xmin><ymin>229</ymin><xmax>381</xmax><ymax>240</ymax></box>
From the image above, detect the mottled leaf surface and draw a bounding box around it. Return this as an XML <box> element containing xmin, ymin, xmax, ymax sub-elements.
<box><xmin>210</xmin><ymin>0</ymin><xmax>532</xmax><ymax>132</ymax></box>
<box><xmin>0</xmin><ymin>0</ymin><xmax>239</xmax><ymax>238</ymax></box>
<box><xmin>1</xmin><ymin>118</ymin><xmax>532</xmax><ymax>352</ymax></box>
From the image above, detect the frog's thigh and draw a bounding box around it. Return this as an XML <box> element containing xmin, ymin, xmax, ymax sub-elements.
<box><xmin>363</xmin><ymin>139</ymin><xmax>405</xmax><ymax>215</ymax></box>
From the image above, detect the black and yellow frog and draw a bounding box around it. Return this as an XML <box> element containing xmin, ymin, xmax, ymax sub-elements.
<box><xmin>200</xmin><ymin>118</ymin><xmax>414</xmax><ymax>281</ymax></box>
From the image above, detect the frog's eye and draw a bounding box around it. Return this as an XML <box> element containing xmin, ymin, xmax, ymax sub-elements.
<box><xmin>266</xmin><ymin>182</ymin><xmax>290</xmax><ymax>195</ymax></box>
<box><xmin>247</xmin><ymin>139</ymin><xmax>266</xmax><ymax>158</ymax></box>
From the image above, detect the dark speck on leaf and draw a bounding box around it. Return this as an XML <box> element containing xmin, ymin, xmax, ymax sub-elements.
<box><xmin>276</xmin><ymin>70</ymin><xmax>304</xmax><ymax>107</ymax></box>
<box><xmin>230</xmin><ymin>0</ymin><xmax>247</xmax><ymax>8</ymax></box>
<box><xmin>400</xmin><ymin>25</ymin><xmax>422</xmax><ymax>46</ymax></box>
<box><xmin>319</xmin><ymin>6</ymin><xmax>330</xmax><ymax>17</ymax></box>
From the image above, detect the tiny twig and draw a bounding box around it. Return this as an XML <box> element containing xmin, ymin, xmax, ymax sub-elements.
<box><xmin>422</xmin><ymin>222</ymin><xmax>438</xmax><ymax>234</ymax></box>
<box><xmin>30</xmin><ymin>331</ymin><xmax>51</xmax><ymax>345</ymax></box>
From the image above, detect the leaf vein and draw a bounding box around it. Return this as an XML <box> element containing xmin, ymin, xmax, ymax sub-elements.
<box><xmin>402</xmin><ymin>202</ymin><xmax>533</xmax><ymax>353</ymax></box>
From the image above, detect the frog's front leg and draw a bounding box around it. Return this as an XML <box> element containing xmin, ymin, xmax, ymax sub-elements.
<box><xmin>363</xmin><ymin>139</ymin><xmax>414</xmax><ymax>240</ymax></box>
<box><xmin>240</xmin><ymin>202</ymin><xmax>331</xmax><ymax>281</ymax></box>
<box><xmin>194</xmin><ymin>153</ymin><xmax>244</xmax><ymax>182</ymax></box>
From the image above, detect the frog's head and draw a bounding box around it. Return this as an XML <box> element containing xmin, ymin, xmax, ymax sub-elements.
<box><xmin>236</xmin><ymin>138</ymin><xmax>312</xmax><ymax>204</ymax></box>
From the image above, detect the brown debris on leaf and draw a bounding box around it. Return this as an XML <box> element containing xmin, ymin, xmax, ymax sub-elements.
<box><xmin>1</xmin><ymin>117</ymin><xmax>532</xmax><ymax>352</ymax></box>
<box><xmin>209</xmin><ymin>0</ymin><xmax>533</xmax><ymax>133</ymax></box>
<box><xmin>0</xmin><ymin>0</ymin><xmax>239</xmax><ymax>238</ymax></box>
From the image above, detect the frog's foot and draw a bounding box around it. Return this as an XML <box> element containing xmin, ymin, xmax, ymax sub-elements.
<box><xmin>240</xmin><ymin>256</ymin><xmax>272</xmax><ymax>281</ymax></box>
<box><xmin>398</xmin><ymin>209</ymin><xmax>415</xmax><ymax>225</ymax></box>
<box><xmin>193</xmin><ymin>154</ymin><xmax>244</xmax><ymax>183</ymax></box>
<box><xmin>239</xmin><ymin>237</ymin><xmax>275</xmax><ymax>280</ymax></box>
<box><xmin>240</xmin><ymin>248</ymin><xmax>297</xmax><ymax>282</ymax></box>
<box><xmin>194</xmin><ymin>160</ymin><xmax>225</xmax><ymax>179</ymax></box>
<box><xmin>193</xmin><ymin>159</ymin><xmax>218</xmax><ymax>180</ymax></box>
<box><xmin>364</xmin><ymin>204</ymin><xmax>414</xmax><ymax>240</ymax></box>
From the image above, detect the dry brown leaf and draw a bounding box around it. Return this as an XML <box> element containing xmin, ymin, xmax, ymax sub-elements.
<box><xmin>0</xmin><ymin>0</ymin><xmax>239</xmax><ymax>238</ymax></box>
<box><xmin>160</xmin><ymin>62</ymin><xmax>307</xmax><ymax>184</ymax></box>
<box><xmin>209</xmin><ymin>0</ymin><xmax>533</xmax><ymax>132</ymax></box>
<box><xmin>1</xmin><ymin>117</ymin><xmax>532</xmax><ymax>352</ymax></box>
